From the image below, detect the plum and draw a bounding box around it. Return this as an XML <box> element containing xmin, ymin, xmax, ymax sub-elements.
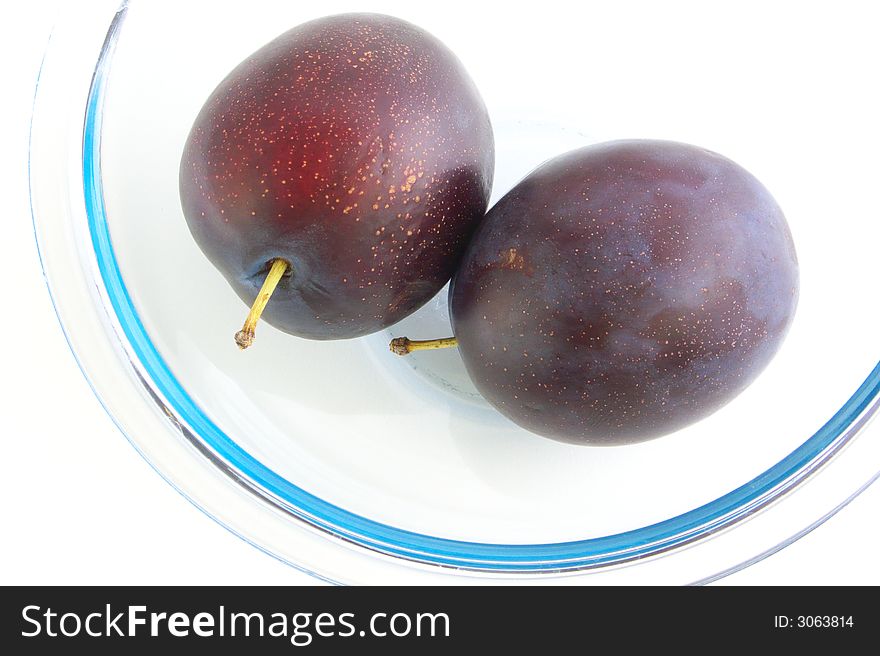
<box><xmin>179</xmin><ymin>13</ymin><xmax>494</xmax><ymax>347</ymax></box>
<box><xmin>397</xmin><ymin>140</ymin><xmax>799</xmax><ymax>445</ymax></box>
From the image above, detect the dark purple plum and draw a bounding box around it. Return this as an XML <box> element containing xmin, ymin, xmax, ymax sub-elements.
<box><xmin>179</xmin><ymin>13</ymin><xmax>493</xmax><ymax>345</ymax></box>
<box><xmin>448</xmin><ymin>140</ymin><xmax>798</xmax><ymax>445</ymax></box>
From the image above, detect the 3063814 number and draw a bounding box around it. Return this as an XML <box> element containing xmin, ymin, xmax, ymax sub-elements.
<box><xmin>797</xmin><ymin>616</ymin><xmax>854</xmax><ymax>628</ymax></box>
<box><xmin>775</xmin><ymin>615</ymin><xmax>855</xmax><ymax>629</ymax></box>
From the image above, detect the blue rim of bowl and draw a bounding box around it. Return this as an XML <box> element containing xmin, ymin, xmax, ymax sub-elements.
<box><xmin>78</xmin><ymin>4</ymin><xmax>880</xmax><ymax>572</ymax></box>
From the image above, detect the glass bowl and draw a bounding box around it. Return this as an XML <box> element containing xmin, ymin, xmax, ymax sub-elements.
<box><xmin>30</xmin><ymin>0</ymin><xmax>880</xmax><ymax>583</ymax></box>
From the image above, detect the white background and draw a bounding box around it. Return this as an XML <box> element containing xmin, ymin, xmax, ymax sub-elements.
<box><xmin>2</xmin><ymin>1</ymin><xmax>879</xmax><ymax>586</ymax></box>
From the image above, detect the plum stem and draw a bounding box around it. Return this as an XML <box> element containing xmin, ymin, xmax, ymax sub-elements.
<box><xmin>389</xmin><ymin>336</ymin><xmax>458</xmax><ymax>356</ymax></box>
<box><xmin>234</xmin><ymin>258</ymin><xmax>290</xmax><ymax>350</ymax></box>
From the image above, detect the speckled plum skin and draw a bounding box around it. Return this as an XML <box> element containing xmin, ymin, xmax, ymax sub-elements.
<box><xmin>450</xmin><ymin>140</ymin><xmax>799</xmax><ymax>445</ymax></box>
<box><xmin>180</xmin><ymin>13</ymin><xmax>493</xmax><ymax>339</ymax></box>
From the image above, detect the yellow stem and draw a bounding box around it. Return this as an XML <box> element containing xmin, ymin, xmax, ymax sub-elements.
<box><xmin>389</xmin><ymin>336</ymin><xmax>458</xmax><ymax>356</ymax></box>
<box><xmin>234</xmin><ymin>258</ymin><xmax>290</xmax><ymax>350</ymax></box>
